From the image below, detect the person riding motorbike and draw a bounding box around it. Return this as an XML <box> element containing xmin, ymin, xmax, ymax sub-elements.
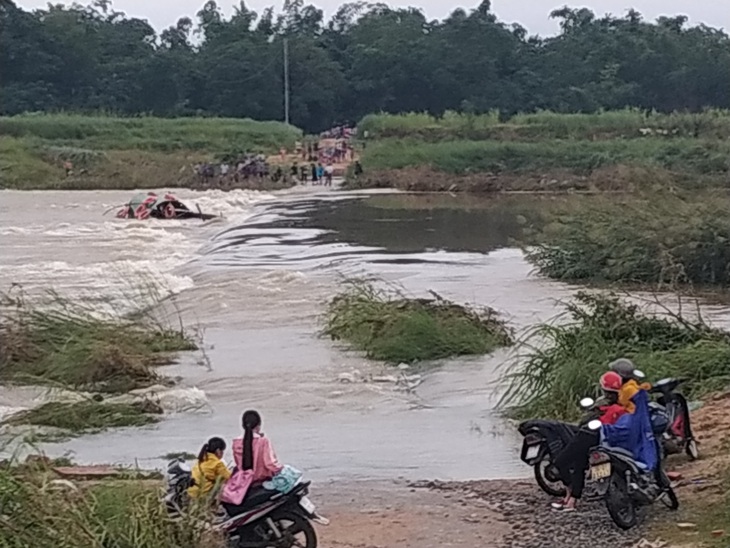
<box><xmin>610</xmin><ymin>358</ymin><xmax>652</xmax><ymax>414</ymax></box>
<box><xmin>551</xmin><ymin>371</ymin><xmax>628</xmax><ymax>511</ymax></box>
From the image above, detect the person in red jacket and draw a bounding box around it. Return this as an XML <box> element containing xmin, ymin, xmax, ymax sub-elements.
<box><xmin>551</xmin><ymin>371</ymin><xmax>627</xmax><ymax>511</ymax></box>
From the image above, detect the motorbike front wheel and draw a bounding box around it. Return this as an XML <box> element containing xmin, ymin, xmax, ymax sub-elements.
<box><xmin>605</xmin><ymin>472</ymin><xmax>638</xmax><ymax>530</ymax></box>
<box><xmin>534</xmin><ymin>454</ymin><xmax>566</xmax><ymax>498</ymax></box>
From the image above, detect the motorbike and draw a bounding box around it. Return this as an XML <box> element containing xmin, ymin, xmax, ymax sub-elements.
<box><xmin>518</xmin><ymin>397</ymin><xmax>604</xmax><ymax>498</ymax></box>
<box><xmin>164</xmin><ymin>459</ymin><xmax>327</xmax><ymax>548</ymax></box>
<box><xmin>584</xmin><ymin>417</ymin><xmax>679</xmax><ymax>529</ymax></box>
<box><xmin>649</xmin><ymin>377</ymin><xmax>698</xmax><ymax>460</ymax></box>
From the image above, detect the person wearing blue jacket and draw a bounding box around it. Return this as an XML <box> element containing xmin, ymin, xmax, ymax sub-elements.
<box><xmin>600</xmin><ymin>388</ymin><xmax>658</xmax><ymax>472</ymax></box>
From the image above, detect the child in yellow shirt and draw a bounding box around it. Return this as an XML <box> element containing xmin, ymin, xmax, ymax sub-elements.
<box><xmin>188</xmin><ymin>437</ymin><xmax>232</xmax><ymax>499</ymax></box>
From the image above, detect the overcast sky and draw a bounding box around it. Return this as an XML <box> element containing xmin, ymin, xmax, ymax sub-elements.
<box><xmin>15</xmin><ymin>0</ymin><xmax>728</xmax><ymax>36</ymax></box>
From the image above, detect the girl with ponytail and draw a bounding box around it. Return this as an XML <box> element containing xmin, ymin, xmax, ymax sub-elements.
<box><xmin>232</xmin><ymin>410</ymin><xmax>283</xmax><ymax>481</ymax></box>
<box><xmin>188</xmin><ymin>436</ymin><xmax>231</xmax><ymax>499</ymax></box>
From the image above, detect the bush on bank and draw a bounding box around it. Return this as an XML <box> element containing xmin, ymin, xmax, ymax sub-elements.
<box><xmin>499</xmin><ymin>292</ymin><xmax>730</xmax><ymax>420</ymax></box>
<box><xmin>524</xmin><ymin>196</ymin><xmax>730</xmax><ymax>287</ymax></box>
<box><xmin>324</xmin><ymin>280</ymin><xmax>513</xmax><ymax>363</ymax></box>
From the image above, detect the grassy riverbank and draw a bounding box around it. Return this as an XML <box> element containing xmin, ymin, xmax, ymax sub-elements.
<box><xmin>324</xmin><ymin>281</ymin><xmax>512</xmax><ymax>363</ymax></box>
<box><xmin>524</xmin><ymin>195</ymin><xmax>730</xmax><ymax>287</ymax></box>
<box><xmin>499</xmin><ymin>292</ymin><xmax>730</xmax><ymax>420</ymax></box>
<box><xmin>0</xmin><ymin>114</ymin><xmax>301</xmax><ymax>189</ymax></box>
<box><xmin>359</xmin><ymin>109</ymin><xmax>730</xmax><ymax>141</ymax></box>
<box><xmin>352</xmin><ymin>110</ymin><xmax>730</xmax><ymax>192</ymax></box>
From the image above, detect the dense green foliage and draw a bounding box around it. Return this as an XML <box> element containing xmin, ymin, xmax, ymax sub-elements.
<box><xmin>0</xmin><ymin>471</ymin><xmax>220</xmax><ymax>548</ymax></box>
<box><xmin>360</xmin><ymin>137</ymin><xmax>730</xmax><ymax>176</ymax></box>
<box><xmin>0</xmin><ymin>291</ymin><xmax>196</xmax><ymax>393</ymax></box>
<box><xmin>525</xmin><ymin>196</ymin><xmax>730</xmax><ymax>286</ymax></box>
<box><xmin>3</xmin><ymin>0</ymin><xmax>730</xmax><ymax>132</ymax></box>
<box><xmin>500</xmin><ymin>292</ymin><xmax>730</xmax><ymax>419</ymax></box>
<box><xmin>324</xmin><ymin>281</ymin><xmax>513</xmax><ymax>363</ymax></box>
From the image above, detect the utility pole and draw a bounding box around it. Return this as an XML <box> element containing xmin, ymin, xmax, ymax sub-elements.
<box><xmin>283</xmin><ymin>37</ymin><xmax>290</xmax><ymax>125</ymax></box>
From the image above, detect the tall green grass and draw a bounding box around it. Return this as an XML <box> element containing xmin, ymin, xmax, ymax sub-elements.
<box><xmin>0</xmin><ymin>468</ymin><xmax>221</xmax><ymax>548</ymax></box>
<box><xmin>0</xmin><ymin>113</ymin><xmax>302</xmax><ymax>153</ymax></box>
<box><xmin>324</xmin><ymin>280</ymin><xmax>513</xmax><ymax>363</ymax></box>
<box><xmin>359</xmin><ymin>110</ymin><xmax>501</xmax><ymax>140</ymax></box>
<box><xmin>524</xmin><ymin>195</ymin><xmax>730</xmax><ymax>286</ymax></box>
<box><xmin>0</xmin><ymin>290</ymin><xmax>196</xmax><ymax>393</ymax></box>
<box><xmin>500</xmin><ymin>292</ymin><xmax>730</xmax><ymax>419</ymax></box>
<box><xmin>360</xmin><ymin>109</ymin><xmax>730</xmax><ymax>140</ymax></box>
<box><xmin>361</xmin><ymin>137</ymin><xmax>730</xmax><ymax>176</ymax></box>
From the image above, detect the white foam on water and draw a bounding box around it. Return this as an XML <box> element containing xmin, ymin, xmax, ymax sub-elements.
<box><xmin>0</xmin><ymin>188</ymin><xmax>274</xmax><ymax>308</ymax></box>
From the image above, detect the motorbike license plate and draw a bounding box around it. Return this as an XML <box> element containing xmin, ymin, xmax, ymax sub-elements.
<box><xmin>525</xmin><ymin>445</ymin><xmax>540</xmax><ymax>461</ymax></box>
<box><xmin>299</xmin><ymin>496</ymin><xmax>316</xmax><ymax>515</ymax></box>
<box><xmin>590</xmin><ymin>463</ymin><xmax>611</xmax><ymax>480</ymax></box>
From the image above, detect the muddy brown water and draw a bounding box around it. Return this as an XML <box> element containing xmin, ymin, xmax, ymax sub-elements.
<box><xmin>1</xmin><ymin>188</ymin><xmax>724</xmax><ymax>483</ymax></box>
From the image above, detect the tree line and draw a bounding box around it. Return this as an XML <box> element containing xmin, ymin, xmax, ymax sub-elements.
<box><xmin>2</xmin><ymin>0</ymin><xmax>730</xmax><ymax>133</ymax></box>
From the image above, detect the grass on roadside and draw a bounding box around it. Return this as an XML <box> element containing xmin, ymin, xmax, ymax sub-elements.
<box><xmin>0</xmin><ymin>290</ymin><xmax>196</xmax><ymax>393</ymax></box>
<box><xmin>0</xmin><ymin>467</ymin><xmax>223</xmax><ymax>548</ymax></box>
<box><xmin>499</xmin><ymin>292</ymin><xmax>730</xmax><ymax>420</ymax></box>
<box><xmin>324</xmin><ymin>280</ymin><xmax>513</xmax><ymax>363</ymax></box>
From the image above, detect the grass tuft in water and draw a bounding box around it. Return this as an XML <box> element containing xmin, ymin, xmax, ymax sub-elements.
<box><xmin>324</xmin><ymin>280</ymin><xmax>513</xmax><ymax>363</ymax></box>
<box><xmin>0</xmin><ymin>289</ymin><xmax>196</xmax><ymax>393</ymax></box>
<box><xmin>3</xmin><ymin>401</ymin><xmax>160</xmax><ymax>435</ymax></box>
<box><xmin>499</xmin><ymin>292</ymin><xmax>730</xmax><ymax>420</ymax></box>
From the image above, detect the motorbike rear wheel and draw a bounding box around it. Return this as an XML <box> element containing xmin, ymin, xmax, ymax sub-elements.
<box><xmin>605</xmin><ymin>472</ymin><xmax>638</xmax><ymax>530</ymax></box>
<box><xmin>534</xmin><ymin>454</ymin><xmax>566</xmax><ymax>498</ymax></box>
<box><xmin>267</xmin><ymin>511</ymin><xmax>317</xmax><ymax>548</ymax></box>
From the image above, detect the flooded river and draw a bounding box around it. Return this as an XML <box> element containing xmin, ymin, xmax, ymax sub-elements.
<box><xmin>1</xmin><ymin>188</ymin><xmax>583</xmax><ymax>481</ymax></box>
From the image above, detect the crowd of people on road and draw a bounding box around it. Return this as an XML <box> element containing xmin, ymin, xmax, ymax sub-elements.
<box><xmin>191</xmin><ymin>126</ymin><xmax>358</xmax><ymax>189</ymax></box>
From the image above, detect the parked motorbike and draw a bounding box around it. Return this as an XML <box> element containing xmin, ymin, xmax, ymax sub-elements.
<box><xmin>164</xmin><ymin>459</ymin><xmax>327</xmax><ymax>548</ymax></box>
<box><xmin>518</xmin><ymin>397</ymin><xmax>604</xmax><ymax>498</ymax></box>
<box><xmin>585</xmin><ymin>418</ymin><xmax>679</xmax><ymax>529</ymax></box>
<box><xmin>649</xmin><ymin>378</ymin><xmax>698</xmax><ymax>460</ymax></box>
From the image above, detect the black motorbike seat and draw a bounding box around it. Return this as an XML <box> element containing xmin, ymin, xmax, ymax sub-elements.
<box><xmin>603</xmin><ymin>446</ymin><xmax>648</xmax><ymax>470</ymax></box>
<box><xmin>222</xmin><ymin>485</ymin><xmax>278</xmax><ymax>516</ymax></box>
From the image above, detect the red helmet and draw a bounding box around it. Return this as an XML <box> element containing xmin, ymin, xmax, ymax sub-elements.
<box><xmin>600</xmin><ymin>371</ymin><xmax>622</xmax><ymax>392</ymax></box>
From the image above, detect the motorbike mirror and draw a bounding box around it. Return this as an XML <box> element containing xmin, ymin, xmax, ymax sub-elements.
<box><xmin>634</xmin><ymin>369</ymin><xmax>646</xmax><ymax>379</ymax></box>
<box><xmin>579</xmin><ymin>397</ymin><xmax>595</xmax><ymax>409</ymax></box>
<box><xmin>587</xmin><ymin>419</ymin><xmax>602</xmax><ymax>431</ymax></box>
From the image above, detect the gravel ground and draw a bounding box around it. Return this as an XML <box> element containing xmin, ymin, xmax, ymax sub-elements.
<box><xmin>413</xmin><ymin>479</ymin><xmax>669</xmax><ymax>548</ymax></box>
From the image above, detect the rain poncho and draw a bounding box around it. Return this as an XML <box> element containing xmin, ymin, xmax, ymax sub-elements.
<box><xmin>601</xmin><ymin>389</ymin><xmax>658</xmax><ymax>471</ymax></box>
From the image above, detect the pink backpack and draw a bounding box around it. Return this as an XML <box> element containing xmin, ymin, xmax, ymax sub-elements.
<box><xmin>219</xmin><ymin>468</ymin><xmax>253</xmax><ymax>505</ymax></box>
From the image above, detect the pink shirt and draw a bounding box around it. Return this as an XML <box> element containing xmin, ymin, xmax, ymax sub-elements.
<box><xmin>232</xmin><ymin>434</ymin><xmax>283</xmax><ymax>483</ymax></box>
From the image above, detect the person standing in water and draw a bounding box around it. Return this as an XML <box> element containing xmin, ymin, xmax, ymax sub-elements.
<box><xmin>311</xmin><ymin>162</ymin><xmax>318</xmax><ymax>184</ymax></box>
